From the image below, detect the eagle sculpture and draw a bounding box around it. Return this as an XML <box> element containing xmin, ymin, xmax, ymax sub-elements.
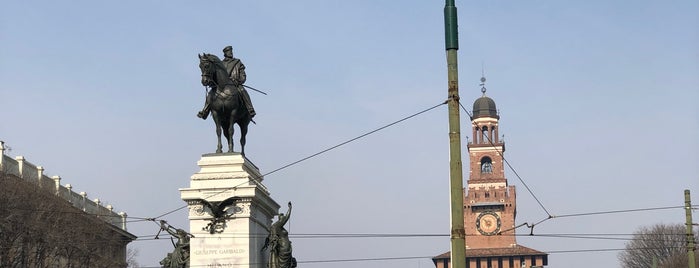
<box><xmin>192</xmin><ymin>196</ymin><xmax>242</xmax><ymax>234</ymax></box>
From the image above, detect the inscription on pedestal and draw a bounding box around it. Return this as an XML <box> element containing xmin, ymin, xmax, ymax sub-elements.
<box><xmin>192</xmin><ymin>237</ymin><xmax>248</xmax><ymax>267</ymax></box>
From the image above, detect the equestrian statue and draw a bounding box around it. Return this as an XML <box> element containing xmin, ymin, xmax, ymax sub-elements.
<box><xmin>197</xmin><ymin>46</ymin><xmax>256</xmax><ymax>154</ymax></box>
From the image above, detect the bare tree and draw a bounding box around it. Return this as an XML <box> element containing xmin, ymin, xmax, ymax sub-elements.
<box><xmin>0</xmin><ymin>173</ymin><xmax>131</xmax><ymax>267</ymax></box>
<box><xmin>127</xmin><ymin>246</ymin><xmax>140</xmax><ymax>268</ymax></box>
<box><xmin>661</xmin><ymin>252</ymin><xmax>699</xmax><ymax>268</ymax></box>
<box><xmin>619</xmin><ymin>223</ymin><xmax>698</xmax><ymax>268</ymax></box>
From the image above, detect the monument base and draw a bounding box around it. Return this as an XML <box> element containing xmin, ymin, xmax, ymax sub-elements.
<box><xmin>180</xmin><ymin>153</ymin><xmax>280</xmax><ymax>268</ymax></box>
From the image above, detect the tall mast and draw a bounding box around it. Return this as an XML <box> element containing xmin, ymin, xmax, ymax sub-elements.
<box><xmin>444</xmin><ymin>1</ymin><xmax>466</xmax><ymax>268</ymax></box>
<box><xmin>685</xmin><ymin>190</ymin><xmax>696</xmax><ymax>268</ymax></box>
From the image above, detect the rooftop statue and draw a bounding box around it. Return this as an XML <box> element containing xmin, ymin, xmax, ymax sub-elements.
<box><xmin>262</xmin><ymin>202</ymin><xmax>297</xmax><ymax>268</ymax></box>
<box><xmin>197</xmin><ymin>46</ymin><xmax>255</xmax><ymax>154</ymax></box>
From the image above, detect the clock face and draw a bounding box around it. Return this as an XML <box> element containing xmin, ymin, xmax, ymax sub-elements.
<box><xmin>476</xmin><ymin>211</ymin><xmax>501</xmax><ymax>236</ymax></box>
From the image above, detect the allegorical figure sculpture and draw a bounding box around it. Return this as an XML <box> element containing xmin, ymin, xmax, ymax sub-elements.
<box><xmin>159</xmin><ymin>222</ymin><xmax>192</xmax><ymax>268</ymax></box>
<box><xmin>262</xmin><ymin>202</ymin><xmax>297</xmax><ymax>268</ymax></box>
<box><xmin>197</xmin><ymin>46</ymin><xmax>254</xmax><ymax>154</ymax></box>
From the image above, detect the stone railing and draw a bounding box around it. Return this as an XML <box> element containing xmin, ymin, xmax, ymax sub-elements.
<box><xmin>0</xmin><ymin>141</ymin><xmax>128</xmax><ymax>231</ymax></box>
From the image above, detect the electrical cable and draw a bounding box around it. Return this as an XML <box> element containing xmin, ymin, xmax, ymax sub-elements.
<box><xmin>135</xmin><ymin>255</ymin><xmax>436</xmax><ymax>268</ymax></box>
<box><xmin>130</xmin><ymin>245</ymin><xmax>693</xmax><ymax>267</ymax></box>
<box><xmin>262</xmin><ymin>100</ymin><xmax>447</xmax><ymax>177</ymax></box>
<box><xmin>124</xmin><ymin>228</ymin><xmax>695</xmax><ymax>241</ymax></box>
<box><xmin>499</xmin><ymin>205</ymin><xmax>695</xmax><ymax>236</ymax></box>
<box><xmin>459</xmin><ymin>102</ymin><xmax>552</xmax><ymax>217</ymax></box>
<box><xmin>143</xmin><ymin>100</ymin><xmax>447</xmax><ymax>223</ymax></box>
<box><xmin>554</xmin><ymin>205</ymin><xmax>686</xmax><ymax>218</ymax></box>
<box><xmin>547</xmin><ymin>246</ymin><xmax>689</xmax><ymax>254</ymax></box>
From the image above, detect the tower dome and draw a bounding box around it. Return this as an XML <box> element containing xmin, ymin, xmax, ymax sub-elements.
<box><xmin>472</xmin><ymin>76</ymin><xmax>498</xmax><ymax>119</ymax></box>
<box><xmin>472</xmin><ymin>96</ymin><xmax>498</xmax><ymax>119</ymax></box>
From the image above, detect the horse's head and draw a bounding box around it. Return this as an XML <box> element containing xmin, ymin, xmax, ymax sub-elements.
<box><xmin>198</xmin><ymin>53</ymin><xmax>225</xmax><ymax>88</ymax></box>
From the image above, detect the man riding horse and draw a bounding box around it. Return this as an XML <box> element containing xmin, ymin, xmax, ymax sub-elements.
<box><xmin>198</xmin><ymin>45</ymin><xmax>256</xmax><ymax>120</ymax></box>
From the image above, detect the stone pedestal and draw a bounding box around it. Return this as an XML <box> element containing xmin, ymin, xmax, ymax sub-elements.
<box><xmin>180</xmin><ymin>153</ymin><xmax>279</xmax><ymax>268</ymax></box>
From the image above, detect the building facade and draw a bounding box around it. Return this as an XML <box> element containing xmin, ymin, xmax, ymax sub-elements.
<box><xmin>0</xmin><ymin>141</ymin><xmax>136</xmax><ymax>267</ymax></box>
<box><xmin>433</xmin><ymin>81</ymin><xmax>548</xmax><ymax>268</ymax></box>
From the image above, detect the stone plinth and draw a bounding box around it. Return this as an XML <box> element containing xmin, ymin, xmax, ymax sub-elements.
<box><xmin>180</xmin><ymin>153</ymin><xmax>280</xmax><ymax>268</ymax></box>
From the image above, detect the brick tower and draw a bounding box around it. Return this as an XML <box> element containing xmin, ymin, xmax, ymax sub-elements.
<box><xmin>464</xmin><ymin>77</ymin><xmax>516</xmax><ymax>249</ymax></box>
<box><xmin>433</xmin><ymin>77</ymin><xmax>548</xmax><ymax>268</ymax></box>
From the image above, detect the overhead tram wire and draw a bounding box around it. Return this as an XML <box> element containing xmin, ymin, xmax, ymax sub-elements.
<box><xmin>262</xmin><ymin>100</ymin><xmax>447</xmax><ymax>177</ymax></box>
<box><xmin>129</xmin><ymin>95</ymin><xmax>688</xmax><ymax>239</ymax></box>
<box><xmin>132</xmin><ymin>203</ymin><xmax>695</xmax><ymax>241</ymax></box>
<box><xmin>461</xmin><ymin>100</ymin><xmax>693</xmax><ymax>235</ymax></box>
<box><xmin>1</xmin><ymin>230</ymin><xmax>688</xmax><ymax>248</ymax></box>
<box><xmin>2</xmin><ymin>206</ymin><xmax>151</xmax><ymax>220</ymax></box>
<box><xmin>127</xmin><ymin>230</ymin><xmax>690</xmax><ymax>240</ymax></box>
<box><xmin>134</xmin><ymin>245</ymin><xmax>691</xmax><ymax>267</ymax></box>
<box><xmin>458</xmin><ymin>102</ymin><xmax>553</xmax><ymax>219</ymax></box>
<box><xmin>554</xmin><ymin>205</ymin><xmax>687</xmax><ymax>218</ymax></box>
<box><xmin>142</xmin><ymin>100</ymin><xmax>447</xmax><ymax>223</ymax></box>
<box><xmin>148</xmin><ymin>175</ymin><xmax>251</xmax><ymax>221</ymax></box>
<box><xmin>525</xmin><ymin>233</ymin><xmax>691</xmax><ymax>243</ymax></box>
<box><xmin>135</xmin><ymin>255</ymin><xmax>439</xmax><ymax>268</ymax></box>
<box><xmin>547</xmin><ymin>246</ymin><xmax>690</xmax><ymax>254</ymax></box>
<box><xmin>503</xmin><ymin>202</ymin><xmax>690</xmax><ymax>235</ymax></box>
<box><xmin>498</xmin><ymin>204</ymin><xmax>694</xmax><ymax>236</ymax></box>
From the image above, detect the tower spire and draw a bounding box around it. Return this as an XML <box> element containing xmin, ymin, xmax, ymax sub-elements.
<box><xmin>480</xmin><ymin>63</ymin><xmax>487</xmax><ymax>95</ymax></box>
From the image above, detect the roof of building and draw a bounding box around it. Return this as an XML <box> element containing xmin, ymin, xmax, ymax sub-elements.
<box><xmin>433</xmin><ymin>245</ymin><xmax>548</xmax><ymax>260</ymax></box>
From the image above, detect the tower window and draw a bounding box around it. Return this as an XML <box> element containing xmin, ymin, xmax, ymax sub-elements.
<box><xmin>481</xmin><ymin>156</ymin><xmax>493</xmax><ymax>174</ymax></box>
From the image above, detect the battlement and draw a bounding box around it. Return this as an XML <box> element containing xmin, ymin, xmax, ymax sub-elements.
<box><xmin>464</xmin><ymin>184</ymin><xmax>516</xmax><ymax>206</ymax></box>
<box><xmin>0</xmin><ymin>141</ymin><xmax>128</xmax><ymax>231</ymax></box>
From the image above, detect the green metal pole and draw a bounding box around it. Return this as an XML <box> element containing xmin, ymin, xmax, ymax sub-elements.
<box><xmin>444</xmin><ymin>1</ymin><xmax>465</xmax><ymax>268</ymax></box>
<box><xmin>686</xmin><ymin>189</ymin><xmax>696</xmax><ymax>268</ymax></box>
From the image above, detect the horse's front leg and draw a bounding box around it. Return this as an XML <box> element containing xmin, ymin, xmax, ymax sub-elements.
<box><xmin>239</xmin><ymin>121</ymin><xmax>249</xmax><ymax>156</ymax></box>
<box><xmin>228</xmin><ymin>112</ymin><xmax>236</xmax><ymax>153</ymax></box>
<box><xmin>213</xmin><ymin>111</ymin><xmax>223</xmax><ymax>153</ymax></box>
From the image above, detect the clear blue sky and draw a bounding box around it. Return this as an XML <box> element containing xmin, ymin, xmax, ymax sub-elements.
<box><xmin>2</xmin><ymin>1</ymin><xmax>698</xmax><ymax>267</ymax></box>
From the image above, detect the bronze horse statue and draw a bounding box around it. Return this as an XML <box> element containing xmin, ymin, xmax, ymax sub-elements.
<box><xmin>198</xmin><ymin>53</ymin><xmax>252</xmax><ymax>154</ymax></box>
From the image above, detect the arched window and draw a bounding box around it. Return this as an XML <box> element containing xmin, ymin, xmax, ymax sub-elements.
<box><xmin>481</xmin><ymin>156</ymin><xmax>493</xmax><ymax>174</ymax></box>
